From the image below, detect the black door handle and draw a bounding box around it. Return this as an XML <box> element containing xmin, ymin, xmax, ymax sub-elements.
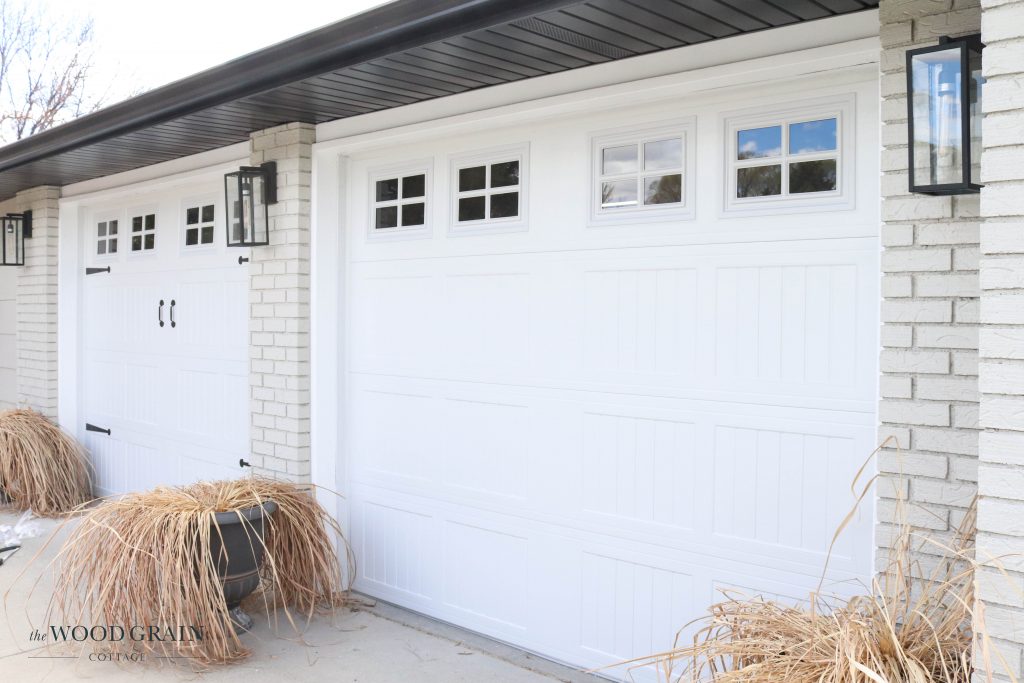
<box><xmin>85</xmin><ymin>423</ymin><xmax>111</xmax><ymax>435</ymax></box>
<box><xmin>158</xmin><ymin>299</ymin><xmax>164</xmax><ymax>327</ymax></box>
<box><xmin>170</xmin><ymin>300</ymin><xmax>176</xmax><ymax>328</ymax></box>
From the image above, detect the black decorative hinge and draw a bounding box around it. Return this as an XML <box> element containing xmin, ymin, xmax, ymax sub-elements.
<box><xmin>85</xmin><ymin>423</ymin><xmax>111</xmax><ymax>435</ymax></box>
<box><xmin>239</xmin><ymin>458</ymin><xmax>251</xmax><ymax>468</ymax></box>
<box><xmin>85</xmin><ymin>267</ymin><xmax>111</xmax><ymax>275</ymax></box>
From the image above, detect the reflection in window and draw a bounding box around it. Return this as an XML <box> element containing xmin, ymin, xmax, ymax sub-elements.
<box><xmin>598</xmin><ymin>136</ymin><xmax>683</xmax><ymax>212</ymax></box>
<box><xmin>454</xmin><ymin>158</ymin><xmax>521</xmax><ymax>224</ymax></box>
<box><xmin>734</xmin><ymin>116</ymin><xmax>839</xmax><ymax>199</ymax></box>
<box><xmin>96</xmin><ymin>220</ymin><xmax>118</xmax><ymax>255</ymax></box>
<box><xmin>373</xmin><ymin>172</ymin><xmax>427</xmax><ymax>231</ymax></box>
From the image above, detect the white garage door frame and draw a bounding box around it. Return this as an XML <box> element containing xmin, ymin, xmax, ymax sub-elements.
<box><xmin>311</xmin><ymin>25</ymin><xmax>880</xmax><ymax>679</ymax></box>
<box><xmin>56</xmin><ymin>146</ymin><xmax>251</xmax><ymax>492</ymax></box>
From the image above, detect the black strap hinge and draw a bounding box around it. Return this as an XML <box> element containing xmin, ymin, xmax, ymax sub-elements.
<box><xmin>85</xmin><ymin>267</ymin><xmax>111</xmax><ymax>275</ymax></box>
<box><xmin>85</xmin><ymin>423</ymin><xmax>111</xmax><ymax>435</ymax></box>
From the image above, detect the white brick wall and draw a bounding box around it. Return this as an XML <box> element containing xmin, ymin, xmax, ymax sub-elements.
<box><xmin>877</xmin><ymin>0</ymin><xmax>981</xmax><ymax>578</ymax></box>
<box><xmin>247</xmin><ymin>123</ymin><xmax>314</xmax><ymax>482</ymax></box>
<box><xmin>978</xmin><ymin>0</ymin><xmax>1024</xmax><ymax>679</ymax></box>
<box><xmin>12</xmin><ymin>186</ymin><xmax>59</xmax><ymax>417</ymax></box>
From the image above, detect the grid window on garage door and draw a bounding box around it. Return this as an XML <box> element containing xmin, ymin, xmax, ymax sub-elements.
<box><xmin>96</xmin><ymin>219</ymin><xmax>118</xmax><ymax>255</ymax></box>
<box><xmin>450</xmin><ymin>145</ymin><xmax>527</xmax><ymax>233</ymax></box>
<box><xmin>130</xmin><ymin>213</ymin><xmax>156</xmax><ymax>252</ymax></box>
<box><xmin>184</xmin><ymin>204</ymin><xmax>215</xmax><ymax>246</ymax></box>
<box><xmin>371</xmin><ymin>167</ymin><xmax>428</xmax><ymax>235</ymax></box>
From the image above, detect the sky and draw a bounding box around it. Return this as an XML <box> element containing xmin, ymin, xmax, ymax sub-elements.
<box><xmin>44</xmin><ymin>0</ymin><xmax>388</xmax><ymax>103</ymax></box>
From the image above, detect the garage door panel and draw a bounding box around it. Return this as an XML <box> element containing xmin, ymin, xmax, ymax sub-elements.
<box><xmin>442</xmin><ymin>519</ymin><xmax>529</xmax><ymax>630</ymax></box>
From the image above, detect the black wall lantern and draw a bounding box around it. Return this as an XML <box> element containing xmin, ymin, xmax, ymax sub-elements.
<box><xmin>224</xmin><ymin>161</ymin><xmax>276</xmax><ymax>247</ymax></box>
<box><xmin>906</xmin><ymin>34</ymin><xmax>984</xmax><ymax>195</ymax></box>
<box><xmin>1</xmin><ymin>211</ymin><xmax>31</xmax><ymax>267</ymax></box>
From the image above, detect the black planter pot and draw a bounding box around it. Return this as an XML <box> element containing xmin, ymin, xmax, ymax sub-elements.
<box><xmin>209</xmin><ymin>500</ymin><xmax>277</xmax><ymax>632</ymax></box>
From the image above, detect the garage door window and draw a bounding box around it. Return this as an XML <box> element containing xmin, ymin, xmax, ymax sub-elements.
<box><xmin>184</xmin><ymin>204</ymin><xmax>215</xmax><ymax>247</ymax></box>
<box><xmin>96</xmin><ymin>219</ymin><xmax>118</xmax><ymax>255</ymax></box>
<box><xmin>369</xmin><ymin>164</ymin><xmax>430</xmax><ymax>238</ymax></box>
<box><xmin>724</xmin><ymin>96</ymin><xmax>853</xmax><ymax>214</ymax></box>
<box><xmin>589</xmin><ymin>119</ymin><xmax>695</xmax><ymax>225</ymax></box>
<box><xmin>450</xmin><ymin>145</ymin><xmax>527</xmax><ymax>234</ymax></box>
<box><xmin>130</xmin><ymin>213</ymin><xmax>156</xmax><ymax>252</ymax></box>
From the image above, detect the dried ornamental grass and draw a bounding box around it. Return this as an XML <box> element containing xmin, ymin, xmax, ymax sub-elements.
<box><xmin>615</xmin><ymin>444</ymin><xmax>1003</xmax><ymax>683</ymax></box>
<box><xmin>47</xmin><ymin>476</ymin><xmax>353</xmax><ymax>665</ymax></box>
<box><xmin>0</xmin><ymin>408</ymin><xmax>92</xmax><ymax>515</ymax></box>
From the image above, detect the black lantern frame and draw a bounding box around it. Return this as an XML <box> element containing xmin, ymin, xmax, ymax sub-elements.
<box><xmin>905</xmin><ymin>34</ymin><xmax>984</xmax><ymax>195</ymax></box>
<box><xmin>224</xmin><ymin>161</ymin><xmax>277</xmax><ymax>248</ymax></box>
<box><xmin>1</xmin><ymin>211</ymin><xmax>32</xmax><ymax>267</ymax></box>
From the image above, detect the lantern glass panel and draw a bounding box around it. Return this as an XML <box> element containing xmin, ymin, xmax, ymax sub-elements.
<box><xmin>910</xmin><ymin>46</ymin><xmax>963</xmax><ymax>187</ymax></box>
<box><xmin>969</xmin><ymin>46</ymin><xmax>983</xmax><ymax>186</ymax></box>
<box><xmin>250</xmin><ymin>172</ymin><xmax>268</xmax><ymax>245</ymax></box>
<box><xmin>2</xmin><ymin>217</ymin><xmax>20</xmax><ymax>265</ymax></box>
<box><xmin>226</xmin><ymin>172</ymin><xmax>242</xmax><ymax>244</ymax></box>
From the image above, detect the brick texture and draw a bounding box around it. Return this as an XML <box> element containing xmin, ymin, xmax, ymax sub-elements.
<box><xmin>977</xmin><ymin>1</ymin><xmax>1024</xmax><ymax>680</ymax></box>
<box><xmin>247</xmin><ymin>123</ymin><xmax>314</xmax><ymax>481</ymax></box>
<box><xmin>877</xmin><ymin>0</ymin><xmax>981</xmax><ymax>582</ymax></box>
<box><xmin>13</xmin><ymin>186</ymin><xmax>59</xmax><ymax>418</ymax></box>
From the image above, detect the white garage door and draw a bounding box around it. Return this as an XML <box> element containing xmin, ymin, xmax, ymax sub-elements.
<box><xmin>343</xmin><ymin>73</ymin><xmax>878</xmax><ymax>678</ymax></box>
<box><xmin>79</xmin><ymin>186</ymin><xmax>249</xmax><ymax>495</ymax></box>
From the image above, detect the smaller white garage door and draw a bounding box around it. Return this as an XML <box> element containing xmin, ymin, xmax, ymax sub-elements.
<box><xmin>78</xmin><ymin>186</ymin><xmax>249</xmax><ymax>495</ymax></box>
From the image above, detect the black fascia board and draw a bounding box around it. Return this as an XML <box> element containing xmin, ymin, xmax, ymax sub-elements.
<box><xmin>0</xmin><ymin>0</ymin><xmax>579</xmax><ymax>174</ymax></box>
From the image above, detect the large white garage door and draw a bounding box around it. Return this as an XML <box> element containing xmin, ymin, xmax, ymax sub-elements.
<box><xmin>343</xmin><ymin>73</ymin><xmax>878</xmax><ymax>677</ymax></box>
<box><xmin>79</xmin><ymin>185</ymin><xmax>249</xmax><ymax>495</ymax></box>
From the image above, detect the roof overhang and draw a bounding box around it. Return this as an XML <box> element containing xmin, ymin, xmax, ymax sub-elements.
<box><xmin>0</xmin><ymin>0</ymin><xmax>879</xmax><ymax>200</ymax></box>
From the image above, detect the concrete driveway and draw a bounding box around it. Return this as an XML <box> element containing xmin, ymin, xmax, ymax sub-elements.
<box><xmin>0</xmin><ymin>511</ymin><xmax>605</xmax><ymax>683</ymax></box>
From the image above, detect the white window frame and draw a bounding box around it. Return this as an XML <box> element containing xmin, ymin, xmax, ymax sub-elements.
<box><xmin>127</xmin><ymin>205</ymin><xmax>159</xmax><ymax>256</ymax></box>
<box><xmin>180</xmin><ymin>195</ymin><xmax>218</xmax><ymax>251</ymax></box>
<box><xmin>448</xmin><ymin>143</ymin><xmax>529</xmax><ymax>235</ymax></box>
<box><xmin>92</xmin><ymin>210</ymin><xmax>123</xmax><ymax>261</ymax></box>
<box><xmin>366</xmin><ymin>160</ymin><xmax>432</xmax><ymax>241</ymax></box>
<box><xmin>722</xmin><ymin>94</ymin><xmax>855</xmax><ymax>216</ymax></box>
<box><xmin>589</xmin><ymin>118</ymin><xmax>696</xmax><ymax>226</ymax></box>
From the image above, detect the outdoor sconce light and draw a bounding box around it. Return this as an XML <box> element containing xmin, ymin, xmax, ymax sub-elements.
<box><xmin>0</xmin><ymin>211</ymin><xmax>31</xmax><ymax>267</ymax></box>
<box><xmin>224</xmin><ymin>161</ymin><xmax>276</xmax><ymax>247</ymax></box>
<box><xmin>906</xmin><ymin>34</ymin><xmax>984</xmax><ymax>195</ymax></box>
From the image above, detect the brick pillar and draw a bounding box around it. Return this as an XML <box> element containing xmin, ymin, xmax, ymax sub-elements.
<box><xmin>247</xmin><ymin>123</ymin><xmax>314</xmax><ymax>481</ymax></box>
<box><xmin>976</xmin><ymin>1</ymin><xmax>1024</xmax><ymax>679</ymax></box>
<box><xmin>877</xmin><ymin>0</ymin><xmax>981</xmax><ymax>574</ymax></box>
<box><xmin>14</xmin><ymin>186</ymin><xmax>59</xmax><ymax>418</ymax></box>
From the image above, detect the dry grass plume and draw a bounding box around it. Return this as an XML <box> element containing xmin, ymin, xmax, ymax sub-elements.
<box><xmin>0</xmin><ymin>408</ymin><xmax>92</xmax><ymax>516</ymax></box>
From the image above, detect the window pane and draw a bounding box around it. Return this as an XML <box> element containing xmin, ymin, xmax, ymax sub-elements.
<box><xmin>186</xmin><ymin>228</ymin><xmax>198</xmax><ymax>246</ymax></box>
<box><xmin>458</xmin><ymin>196</ymin><xmax>486</xmax><ymax>221</ymax></box>
<box><xmin>145</xmin><ymin>214</ymin><xmax>156</xmax><ymax>230</ymax></box>
<box><xmin>144</xmin><ymin>234</ymin><xmax>155</xmax><ymax>250</ymax></box>
<box><xmin>375</xmin><ymin>206</ymin><xmax>398</xmax><ymax>229</ymax></box>
<box><xmin>789</xmin><ymin>118</ymin><xmax>837</xmax><ymax>154</ymax></box>
<box><xmin>401</xmin><ymin>202</ymin><xmax>425</xmax><ymax>226</ymax></box>
<box><xmin>602</xmin><ymin>144</ymin><xmax>637</xmax><ymax>175</ymax></box>
<box><xmin>97</xmin><ymin>241</ymin><xmax>106</xmax><ymax>255</ymax></box>
<box><xmin>132</xmin><ymin>216</ymin><xmax>143</xmax><ymax>232</ymax></box>
<box><xmin>490</xmin><ymin>192</ymin><xmax>518</xmax><ymax>218</ymax></box>
<box><xmin>737</xmin><ymin>165</ymin><xmax>782</xmax><ymax>197</ymax></box>
<box><xmin>201</xmin><ymin>205</ymin><xmax>214</xmax><ymax>223</ymax></box>
<box><xmin>97</xmin><ymin>222</ymin><xmax>107</xmax><ymax>237</ymax></box>
<box><xmin>186</xmin><ymin>207</ymin><xmax>199</xmax><ymax>225</ymax></box>
<box><xmin>376</xmin><ymin>178</ymin><xmax>399</xmax><ymax>202</ymax></box>
<box><xmin>201</xmin><ymin>226</ymin><xmax>213</xmax><ymax>244</ymax></box>
<box><xmin>491</xmin><ymin>161</ymin><xmax>519</xmax><ymax>188</ymax></box>
<box><xmin>601</xmin><ymin>179</ymin><xmax>637</xmax><ymax>208</ymax></box>
<box><xmin>737</xmin><ymin>126</ymin><xmax>782</xmax><ymax>159</ymax></box>
<box><xmin>789</xmin><ymin>159</ymin><xmax>837</xmax><ymax>194</ymax></box>
<box><xmin>459</xmin><ymin>166</ymin><xmax>486</xmax><ymax>192</ymax></box>
<box><xmin>132</xmin><ymin>235</ymin><xmax>142</xmax><ymax>251</ymax></box>
<box><xmin>402</xmin><ymin>174</ymin><xmax>425</xmax><ymax>199</ymax></box>
<box><xmin>109</xmin><ymin>220</ymin><xmax>118</xmax><ymax>235</ymax></box>
<box><xmin>109</xmin><ymin>238</ymin><xmax>117</xmax><ymax>253</ymax></box>
<box><xmin>644</xmin><ymin>138</ymin><xmax>682</xmax><ymax>171</ymax></box>
<box><xmin>644</xmin><ymin>174</ymin><xmax>682</xmax><ymax>205</ymax></box>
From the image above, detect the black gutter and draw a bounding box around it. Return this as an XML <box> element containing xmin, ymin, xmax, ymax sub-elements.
<box><xmin>0</xmin><ymin>0</ymin><xmax>580</xmax><ymax>174</ymax></box>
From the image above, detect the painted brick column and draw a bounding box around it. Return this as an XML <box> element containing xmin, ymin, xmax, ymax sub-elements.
<box><xmin>877</xmin><ymin>0</ymin><xmax>981</xmax><ymax>573</ymax></box>
<box><xmin>976</xmin><ymin>1</ymin><xmax>1024</xmax><ymax>679</ymax></box>
<box><xmin>247</xmin><ymin>123</ymin><xmax>314</xmax><ymax>482</ymax></box>
<box><xmin>14</xmin><ymin>186</ymin><xmax>60</xmax><ymax>418</ymax></box>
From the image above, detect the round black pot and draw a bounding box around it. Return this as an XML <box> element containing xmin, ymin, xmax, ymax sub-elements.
<box><xmin>209</xmin><ymin>500</ymin><xmax>277</xmax><ymax>632</ymax></box>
